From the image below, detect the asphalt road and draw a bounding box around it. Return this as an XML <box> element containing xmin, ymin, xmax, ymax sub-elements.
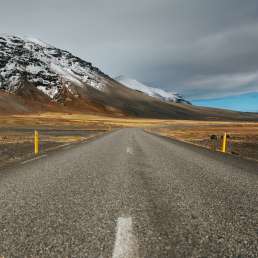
<box><xmin>0</xmin><ymin>128</ymin><xmax>258</xmax><ymax>258</ymax></box>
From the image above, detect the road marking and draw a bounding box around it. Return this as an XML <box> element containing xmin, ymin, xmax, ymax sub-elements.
<box><xmin>126</xmin><ymin>147</ymin><xmax>133</xmax><ymax>155</ymax></box>
<box><xmin>21</xmin><ymin>154</ymin><xmax>47</xmax><ymax>165</ymax></box>
<box><xmin>112</xmin><ymin>217</ymin><xmax>139</xmax><ymax>258</ymax></box>
<box><xmin>46</xmin><ymin>143</ymin><xmax>71</xmax><ymax>151</ymax></box>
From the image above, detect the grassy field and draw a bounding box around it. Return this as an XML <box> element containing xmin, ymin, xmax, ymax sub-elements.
<box><xmin>0</xmin><ymin>112</ymin><xmax>176</xmax><ymax>129</ymax></box>
<box><xmin>0</xmin><ymin>127</ymin><xmax>103</xmax><ymax>168</ymax></box>
<box><xmin>148</xmin><ymin>121</ymin><xmax>258</xmax><ymax>161</ymax></box>
<box><xmin>0</xmin><ymin>112</ymin><xmax>258</xmax><ymax>164</ymax></box>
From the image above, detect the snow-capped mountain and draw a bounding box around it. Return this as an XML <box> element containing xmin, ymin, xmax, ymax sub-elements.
<box><xmin>116</xmin><ymin>76</ymin><xmax>191</xmax><ymax>104</ymax></box>
<box><xmin>0</xmin><ymin>34</ymin><xmax>106</xmax><ymax>100</ymax></box>
<box><xmin>1</xmin><ymin>34</ymin><xmax>255</xmax><ymax>120</ymax></box>
<box><xmin>1</xmin><ymin>34</ymin><xmax>193</xmax><ymax>117</ymax></box>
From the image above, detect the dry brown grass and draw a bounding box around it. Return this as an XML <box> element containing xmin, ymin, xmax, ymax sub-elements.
<box><xmin>0</xmin><ymin>112</ymin><xmax>176</xmax><ymax>129</ymax></box>
<box><xmin>149</xmin><ymin>121</ymin><xmax>258</xmax><ymax>140</ymax></box>
<box><xmin>1</xmin><ymin>112</ymin><xmax>258</xmax><ymax>160</ymax></box>
<box><xmin>1</xmin><ymin>112</ymin><xmax>258</xmax><ymax>142</ymax></box>
<box><xmin>0</xmin><ymin>134</ymin><xmax>90</xmax><ymax>145</ymax></box>
<box><xmin>148</xmin><ymin>121</ymin><xmax>258</xmax><ymax>161</ymax></box>
<box><xmin>0</xmin><ymin>112</ymin><xmax>258</xmax><ymax>164</ymax></box>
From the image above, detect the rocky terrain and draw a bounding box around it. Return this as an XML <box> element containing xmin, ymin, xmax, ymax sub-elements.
<box><xmin>0</xmin><ymin>35</ymin><xmax>106</xmax><ymax>100</ymax></box>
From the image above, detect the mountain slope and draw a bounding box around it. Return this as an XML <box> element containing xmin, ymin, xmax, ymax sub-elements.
<box><xmin>0</xmin><ymin>34</ymin><xmax>106</xmax><ymax>99</ymax></box>
<box><xmin>116</xmin><ymin>75</ymin><xmax>191</xmax><ymax>104</ymax></box>
<box><xmin>0</xmin><ymin>34</ymin><xmax>257</xmax><ymax>120</ymax></box>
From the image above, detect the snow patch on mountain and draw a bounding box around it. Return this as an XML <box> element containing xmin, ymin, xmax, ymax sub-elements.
<box><xmin>37</xmin><ymin>85</ymin><xmax>59</xmax><ymax>99</ymax></box>
<box><xmin>25</xmin><ymin>37</ymin><xmax>52</xmax><ymax>48</ymax></box>
<box><xmin>0</xmin><ymin>34</ymin><xmax>106</xmax><ymax>99</ymax></box>
<box><xmin>116</xmin><ymin>76</ymin><xmax>191</xmax><ymax>104</ymax></box>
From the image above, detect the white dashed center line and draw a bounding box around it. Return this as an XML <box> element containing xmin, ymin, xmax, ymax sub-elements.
<box><xmin>126</xmin><ymin>147</ymin><xmax>133</xmax><ymax>155</ymax></box>
<box><xmin>112</xmin><ymin>217</ymin><xmax>139</xmax><ymax>258</ymax></box>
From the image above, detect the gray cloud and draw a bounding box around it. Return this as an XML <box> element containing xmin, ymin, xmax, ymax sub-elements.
<box><xmin>0</xmin><ymin>0</ymin><xmax>258</xmax><ymax>99</ymax></box>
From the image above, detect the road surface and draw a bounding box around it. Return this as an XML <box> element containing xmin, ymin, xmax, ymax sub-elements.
<box><xmin>0</xmin><ymin>128</ymin><xmax>257</xmax><ymax>257</ymax></box>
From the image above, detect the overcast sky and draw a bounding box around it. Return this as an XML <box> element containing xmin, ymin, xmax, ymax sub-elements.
<box><xmin>1</xmin><ymin>0</ymin><xmax>258</xmax><ymax>100</ymax></box>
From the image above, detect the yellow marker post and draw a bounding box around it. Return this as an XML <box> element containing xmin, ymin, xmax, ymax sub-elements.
<box><xmin>221</xmin><ymin>132</ymin><xmax>227</xmax><ymax>153</ymax></box>
<box><xmin>34</xmin><ymin>130</ymin><xmax>39</xmax><ymax>155</ymax></box>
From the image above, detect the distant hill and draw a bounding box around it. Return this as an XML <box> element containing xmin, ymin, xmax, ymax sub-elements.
<box><xmin>116</xmin><ymin>75</ymin><xmax>191</xmax><ymax>104</ymax></box>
